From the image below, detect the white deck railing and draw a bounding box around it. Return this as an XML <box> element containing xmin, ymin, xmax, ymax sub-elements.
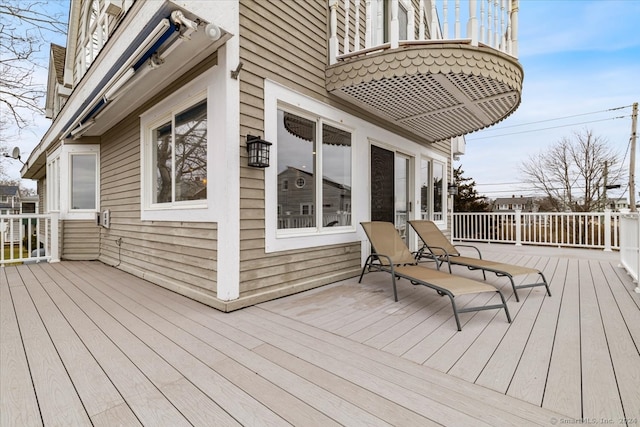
<box><xmin>619</xmin><ymin>214</ymin><xmax>640</xmax><ymax>291</ymax></box>
<box><xmin>329</xmin><ymin>0</ymin><xmax>519</xmax><ymax>64</ymax></box>
<box><xmin>0</xmin><ymin>213</ymin><xmax>59</xmax><ymax>265</ymax></box>
<box><xmin>452</xmin><ymin>210</ymin><xmax>620</xmax><ymax>251</ymax></box>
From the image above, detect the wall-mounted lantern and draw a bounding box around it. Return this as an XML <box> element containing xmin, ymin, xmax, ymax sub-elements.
<box><xmin>447</xmin><ymin>184</ymin><xmax>458</xmax><ymax>196</ymax></box>
<box><xmin>246</xmin><ymin>135</ymin><xmax>272</xmax><ymax>168</ymax></box>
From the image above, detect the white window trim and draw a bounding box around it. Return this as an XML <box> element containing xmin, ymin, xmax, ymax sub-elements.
<box><xmin>264</xmin><ymin>80</ymin><xmax>449</xmax><ymax>254</ymax></box>
<box><xmin>140</xmin><ymin>66</ymin><xmax>223</xmax><ymax>222</ymax></box>
<box><xmin>46</xmin><ymin>144</ymin><xmax>100</xmax><ymax>220</ymax></box>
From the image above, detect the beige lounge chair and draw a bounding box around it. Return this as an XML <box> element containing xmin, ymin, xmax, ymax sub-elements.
<box><xmin>408</xmin><ymin>220</ymin><xmax>551</xmax><ymax>302</ymax></box>
<box><xmin>359</xmin><ymin>221</ymin><xmax>511</xmax><ymax>331</ymax></box>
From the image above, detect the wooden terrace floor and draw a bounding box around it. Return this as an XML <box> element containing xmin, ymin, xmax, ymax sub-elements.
<box><xmin>1</xmin><ymin>244</ymin><xmax>639</xmax><ymax>426</ymax></box>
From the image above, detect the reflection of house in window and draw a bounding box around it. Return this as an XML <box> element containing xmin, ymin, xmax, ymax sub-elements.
<box><xmin>277</xmin><ymin>166</ymin><xmax>351</xmax><ymax>229</ymax></box>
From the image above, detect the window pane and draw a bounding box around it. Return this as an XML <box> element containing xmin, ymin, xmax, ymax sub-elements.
<box><xmin>71</xmin><ymin>154</ymin><xmax>96</xmax><ymax>210</ymax></box>
<box><xmin>433</xmin><ymin>162</ymin><xmax>444</xmax><ymax>221</ymax></box>
<box><xmin>277</xmin><ymin>110</ymin><xmax>316</xmax><ymax>229</ymax></box>
<box><xmin>420</xmin><ymin>159</ymin><xmax>430</xmax><ymax>219</ymax></box>
<box><xmin>322</xmin><ymin>124</ymin><xmax>351</xmax><ymax>227</ymax></box>
<box><xmin>175</xmin><ymin>100</ymin><xmax>207</xmax><ymax>201</ymax></box>
<box><xmin>153</xmin><ymin>121</ymin><xmax>172</xmax><ymax>203</ymax></box>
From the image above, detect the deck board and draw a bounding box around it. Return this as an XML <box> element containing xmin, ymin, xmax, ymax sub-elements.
<box><xmin>10</xmin><ymin>272</ymin><xmax>92</xmax><ymax>426</ymax></box>
<box><xmin>2</xmin><ymin>243</ymin><xmax>638</xmax><ymax>426</ymax></box>
<box><xmin>0</xmin><ymin>268</ymin><xmax>42</xmax><ymax>427</ymax></box>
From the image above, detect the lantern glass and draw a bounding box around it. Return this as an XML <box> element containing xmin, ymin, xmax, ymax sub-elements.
<box><xmin>246</xmin><ymin>136</ymin><xmax>272</xmax><ymax>168</ymax></box>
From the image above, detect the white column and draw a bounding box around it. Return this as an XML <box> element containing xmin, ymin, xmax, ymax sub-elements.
<box><xmin>510</xmin><ymin>0</ymin><xmax>519</xmax><ymax>56</ymax></box>
<box><xmin>604</xmin><ymin>209</ymin><xmax>612</xmax><ymax>251</ymax></box>
<box><xmin>390</xmin><ymin>0</ymin><xmax>399</xmax><ymax>48</ymax></box>
<box><xmin>49</xmin><ymin>212</ymin><xmax>60</xmax><ymax>263</ymax></box>
<box><xmin>469</xmin><ymin>0</ymin><xmax>478</xmax><ymax>45</ymax></box>
<box><xmin>329</xmin><ymin>0</ymin><xmax>338</xmax><ymax>64</ymax></box>
<box><xmin>343</xmin><ymin>0</ymin><xmax>350</xmax><ymax>54</ymax></box>
<box><xmin>515</xmin><ymin>209</ymin><xmax>522</xmax><ymax>246</ymax></box>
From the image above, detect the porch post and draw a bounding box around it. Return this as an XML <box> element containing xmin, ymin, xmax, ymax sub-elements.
<box><xmin>515</xmin><ymin>209</ymin><xmax>522</xmax><ymax>246</ymax></box>
<box><xmin>390</xmin><ymin>0</ymin><xmax>399</xmax><ymax>48</ymax></box>
<box><xmin>604</xmin><ymin>209</ymin><xmax>612</xmax><ymax>252</ymax></box>
<box><xmin>468</xmin><ymin>0</ymin><xmax>478</xmax><ymax>46</ymax></box>
<box><xmin>49</xmin><ymin>212</ymin><xmax>60</xmax><ymax>263</ymax></box>
<box><xmin>329</xmin><ymin>0</ymin><xmax>338</xmax><ymax>64</ymax></box>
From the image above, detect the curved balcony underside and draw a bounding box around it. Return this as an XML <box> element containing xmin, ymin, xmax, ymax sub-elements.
<box><xmin>326</xmin><ymin>43</ymin><xmax>523</xmax><ymax>142</ymax></box>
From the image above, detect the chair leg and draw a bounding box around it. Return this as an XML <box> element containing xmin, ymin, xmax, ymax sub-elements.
<box><xmin>447</xmin><ymin>295</ymin><xmax>462</xmax><ymax>331</ymax></box>
<box><xmin>507</xmin><ymin>275</ymin><xmax>520</xmax><ymax>302</ymax></box>
<box><xmin>540</xmin><ymin>272</ymin><xmax>552</xmax><ymax>297</ymax></box>
<box><xmin>358</xmin><ymin>255</ymin><xmax>374</xmax><ymax>283</ymax></box>
<box><xmin>497</xmin><ymin>290</ymin><xmax>512</xmax><ymax>323</ymax></box>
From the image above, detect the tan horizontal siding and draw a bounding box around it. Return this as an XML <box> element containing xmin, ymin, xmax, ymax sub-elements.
<box><xmin>61</xmin><ymin>220</ymin><xmax>100</xmax><ymax>260</ymax></box>
<box><xmin>97</xmin><ymin>54</ymin><xmax>219</xmax><ymax>298</ymax></box>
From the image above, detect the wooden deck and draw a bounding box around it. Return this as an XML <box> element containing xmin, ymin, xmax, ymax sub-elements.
<box><xmin>1</xmin><ymin>244</ymin><xmax>639</xmax><ymax>426</ymax></box>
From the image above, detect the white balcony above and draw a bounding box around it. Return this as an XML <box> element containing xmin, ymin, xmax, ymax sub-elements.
<box><xmin>326</xmin><ymin>0</ymin><xmax>523</xmax><ymax>142</ymax></box>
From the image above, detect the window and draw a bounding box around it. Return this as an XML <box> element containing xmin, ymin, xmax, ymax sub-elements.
<box><xmin>433</xmin><ymin>161</ymin><xmax>444</xmax><ymax>221</ymax></box>
<box><xmin>420</xmin><ymin>158</ymin><xmax>445</xmax><ymax>222</ymax></box>
<box><xmin>46</xmin><ymin>145</ymin><xmax>99</xmax><ymax>219</ymax></box>
<box><xmin>46</xmin><ymin>152</ymin><xmax>61</xmax><ymax>212</ymax></box>
<box><xmin>277</xmin><ymin>109</ymin><xmax>352</xmax><ymax>231</ymax></box>
<box><xmin>71</xmin><ymin>154</ymin><xmax>97</xmax><ymax>210</ymax></box>
<box><xmin>80</xmin><ymin>0</ymin><xmax>109</xmax><ymax>75</ymax></box>
<box><xmin>148</xmin><ymin>97</ymin><xmax>207</xmax><ymax>208</ymax></box>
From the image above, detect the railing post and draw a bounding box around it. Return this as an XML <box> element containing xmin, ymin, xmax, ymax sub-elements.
<box><xmin>468</xmin><ymin>0</ymin><xmax>478</xmax><ymax>46</ymax></box>
<box><xmin>343</xmin><ymin>0</ymin><xmax>350</xmax><ymax>55</ymax></box>
<box><xmin>510</xmin><ymin>0</ymin><xmax>519</xmax><ymax>57</ymax></box>
<box><xmin>365</xmin><ymin>0</ymin><xmax>374</xmax><ymax>48</ymax></box>
<box><xmin>515</xmin><ymin>209</ymin><xmax>522</xmax><ymax>246</ymax></box>
<box><xmin>390</xmin><ymin>0</ymin><xmax>399</xmax><ymax>48</ymax></box>
<box><xmin>50</xmin><ymin>212</ymin><xmax>60</xmax><ymax>263</ymax></box>
<box><xmin>329</xmin><ymin>0</ymin><xmax>338</xmax><ymax>64</ymax></box>
<box><xmin>604</xmin><ymin>209</ymin><xmax>612</xmax><ymax>252</ymax></box>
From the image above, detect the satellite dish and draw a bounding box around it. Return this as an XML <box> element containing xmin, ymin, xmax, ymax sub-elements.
<box><xmin>11</xmin><ymin>147</ymin><xmax>20</xmax><ymax>160</ymax></box>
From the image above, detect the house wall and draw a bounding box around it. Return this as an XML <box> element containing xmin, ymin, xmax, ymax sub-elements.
<box><xmin>61</xmin><ymin>220</ymin><xmax>100</xmax><ymax>260</ymax></box>
<box><xmin>235</xmin><ymin>0</ymin><xmax>452</xmax><ymax>306</ymax></box>
<box><xmin>94</xmin><ymin>54</ymin><xmax>222</xmax><ymax>309</ymax></box>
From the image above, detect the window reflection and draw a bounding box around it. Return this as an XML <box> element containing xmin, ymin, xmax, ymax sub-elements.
<box><xmin>277</xmin><ymin>110</ymin><xmax>352</xmax><ymax>230</ymax></box>
<box><xmin>277</xmin><ymin>110</ymin><xmax>316</xmax><ymax>229</ymax></box>
<box><xmin>71</xmin><ymin>154</ymin><xmax>96</xmax><ymax>210</ymax></box>
<box><xmin>433</xmin><ymin>162</ymin><xmax>444</xmax><ymax>221</ymax></box>
<box><xmin>152</xmin><ymin>100</ymin><xmax>207</xmax><ymax>204</ymax></box>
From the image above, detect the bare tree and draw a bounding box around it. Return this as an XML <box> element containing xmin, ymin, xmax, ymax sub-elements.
<box><xmin>0</xmin><ymin>0</ymin><xmax>67</xmax><ymax>129</ymax></box>
<box><xmin>520</xmin><ymin>129</ymin><xmax>621</xmax><ymax>212</ymax></box>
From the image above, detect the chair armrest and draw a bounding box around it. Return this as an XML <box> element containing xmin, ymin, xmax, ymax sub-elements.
<box><xmin>453</xmin><ymin>244</ymin><xmax>483</xmax><ymax>259</ymax></box>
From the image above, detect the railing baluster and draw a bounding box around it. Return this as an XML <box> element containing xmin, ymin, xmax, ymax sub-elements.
<box><xmin>329</xmin><ymin>0</ymin><xmax>338</xmax><ymax>64</ymax></box>
<box><xmin>354</xmin><ymin>0</ymin><xmax>361</xmax><ymax>51</ymax></box>
<box><xmin>419</xmin><ymin>0</ymin><xmax>426</xmax><ymax>40</ymax></box>
<box><xmin>443</xmin><ymin>0</ymin><xmax>449</xmax><ymax>38</ymax></box>
<box><xmin>343</xmin><ymin>0</ymin><xmax>351</xmax><ymax>55</ymax></box>
<box><xmin>455</xmin><ymin>0</ymin><xmax>461</xmax><ymax>39</ymax></box>
<box><xmin>431</xmin><ymin>0</ymin><xmax>439</xmax><ymax>40</ymax></box>
<box><xmin>468</xmin><ymin>0</ymin><xmax>478</xmax><ymax>46</ymax></box>
<box><xmin>494</xmin><ymin>0</ymin><xmax>499</xmax><ymax>48</ymax></box>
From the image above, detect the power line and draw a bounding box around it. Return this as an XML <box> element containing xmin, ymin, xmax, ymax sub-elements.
<box><xmin>473</xmin><ymin>104</ymin><xmax>633</xmax><ymax>133</ymax></box>
<box><xmin>467</xmin><ymin>115</ymin><xmax>630</xmax><ymax>141</ymax></box>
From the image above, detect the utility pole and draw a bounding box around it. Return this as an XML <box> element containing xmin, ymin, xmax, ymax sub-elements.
<box><xmin>631</xmin><ymin>102</ymin><xmax>638</xmax><ymax>212</ymax></box>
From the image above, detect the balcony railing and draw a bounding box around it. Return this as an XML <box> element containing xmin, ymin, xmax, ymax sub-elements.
<box><xmin>0</xmin><ymin>213</ymin><xmax>59</xmax><ymax>265</ymax></box>
<box><xmin>452</xmin><ymin>211</ymin><xmax>620</xmax><ymax>251</ymax></box>
<box><xmin>329</xmin><ymin>0</ymin><xmax>519</xmax><ymax>64</ymax></box>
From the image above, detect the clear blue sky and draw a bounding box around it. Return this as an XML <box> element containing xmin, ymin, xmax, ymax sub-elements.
<box><xmin>461</xmin><ymin>0</ymin><xmax>640</xmax><ymax>200</ymax></box>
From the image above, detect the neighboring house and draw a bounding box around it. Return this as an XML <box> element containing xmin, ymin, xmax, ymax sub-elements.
<box><xmin>0</xmin><ymin>185</ymin><xmax>21</xmax><ymax>215</ymax></box>
<box><xmin>606</xmin><ymin>198</ymin><xmax>629</xmax><ymax>212</ymax></box>
<box><xmin>493</xmin><ymin>195</ymin><xmax>537</xmax><ymax>213</ymax></box>
<box><xmin>278</xmin><ymin>166</ymin><xmax>352</xmax><ymax>229</ymax></box>
<box><xmin>22</xmin><ymin>0</ymin><xmax>523</xmax><ymax>310</ymax></box>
